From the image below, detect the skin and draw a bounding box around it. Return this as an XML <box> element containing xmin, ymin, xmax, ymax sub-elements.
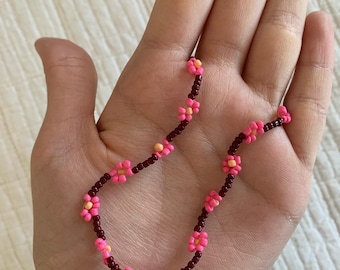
<box><xmin>31</xmin><ymin>1</ymin><xmax>334</xmax><ymax>269</ymax></box>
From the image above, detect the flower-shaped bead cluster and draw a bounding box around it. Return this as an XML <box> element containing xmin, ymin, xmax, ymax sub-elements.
<box><xmin>223</xmin><ymin>155</ymin><xmax>242</xmax><ymax>176</ymax></box>
<box><xmin>188</xmin><ymin>231</ymin><xmax>208</xmax><ymax>252</ymax></box>
<box><xmin>187</xmin><ymin>57</ymin><xmax>204</xmax><ymax>75</ymax></box>
<box><xmin>109</xmin><ymin>160</ymin><xmax>133</xmax><ymax>184</ymax></box>
<box><xmin>278</xmin><ymin>105</ymin><xmax>291</xmax><ymax>123</ymax></box>
<box><xmin>243</xmin><ymin>121</ymin><xmax>264</xmax><ymax>144</ymax></box>
<box><xmin>204</xmin><ymin>190</ymin><xmax>222</xmax><ymax>213</ymax></box>
<box><xmin>154</xmin><ymin>139</ymin><xmax>174</xmax><ymax>158</ymax></box>
<box><xmin>178</xmin><ymin>98</ymin><xmax>200</xmax><ymax>122</ymax></box>
<box><xmin>80</xmin><ymin>194</ymin><xmax>100</xmax><ymax>222</ymax></box>
<box><xmin>95</xmin><ymin>238</ymin><xmax>112</xmax><ymax>265</ymax></box>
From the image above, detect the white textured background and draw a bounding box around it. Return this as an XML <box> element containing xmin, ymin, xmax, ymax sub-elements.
<box><xmin>0</xmin><ymin>1</ymin><xmax>339</xmax><ymax>269</ymax></box>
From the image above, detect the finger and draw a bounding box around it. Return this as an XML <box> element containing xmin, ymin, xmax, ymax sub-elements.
<box><xmin>284</xmin><ymin>12</ymin><xmax>334</xmax><ymax>168</ymax></box>
<box><xmin>243</xmin><ymin>0</ymin><xmax>308</xmax><ymax>104</ymax></box>
<box><xmin>34</xmin><ymin>38</ymin><xmax>98</xmax><ymax>154</ymax></box>
<box><xmin>138</xmin><ymin>0</ymin><xmax>214</xmax><ymax>60</ymax></box>
<box><xmin>197</xmin><ymin>0</ymin><xmax>266</xmax><ymax>71</ymax></box>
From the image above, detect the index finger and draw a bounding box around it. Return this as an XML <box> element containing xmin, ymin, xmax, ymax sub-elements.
<box><xmin>138</xmin><ymin>0</ymin><xmax>214</xmax><ymax>60</ymax></box>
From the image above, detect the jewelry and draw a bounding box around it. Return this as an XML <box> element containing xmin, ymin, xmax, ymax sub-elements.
<box><xmin>80</xmin><ymin>58</ymin><xmax>292</xmax><ymax>270</ymax></box>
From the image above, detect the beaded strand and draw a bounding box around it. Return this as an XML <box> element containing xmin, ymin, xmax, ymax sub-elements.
<box><xmin>80</xmin><ymin>58</ymin><xmax>292</xmax><ymax>269</ymax></box>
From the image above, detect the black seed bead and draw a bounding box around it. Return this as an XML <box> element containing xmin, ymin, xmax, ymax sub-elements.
<box><xmin>132</xmin><ymin>167</ymin><xmax>139</xmax><ymax>174</ymax></box>
<box><xmin>112</xmin><ymin>264</ymin><xmax>120</xmax><ymax>270</ymax></box>
<box><xmin>238</xmin><ymin>132</ymin><xmax>246</xmax><ymax>139</ymax></box>
<box><xmin>195</xmin><ymin>251</ymin><xmax>202</xmax><ymax>258</ymax></box>
<box><xmin>225</xmin><ymin>182</ymin><xmax>232</xmax><ymax>189</ymax></box>
<box><xmin>104</xmin><ymin>173</ymin><xmax>111</xmax><ymax>180</ymax></box>
<box><xmin>187</xmin><ymin>261</ymin><xmax>195</xmax><ymax>268</ymax></box>
<box><xmin>107</xmin><ymin>256</ymin><xmax>114</xmax><ymax>264</ymax></box>
<box><xmin>194</xmin><ymin>225</ymin><xmax>203</xmax><ymax>232</ymax></box>
<box><xmin>195</xmin><ymin>75</ymin><xmax>202</xmax><ymax>82</ymax></box>
<box><xmin>93</xmin><ymin>220</ymin><xmax>101</xmax><ymax>227</ymax></box>
<box><xmin>88</xmin><ymin>190</ymin><xmax>96</xmax><ymax>197</ymax></box>
<box><xmin>151</xmin><ymin>154</ymin><xmax>158</xmax><ymax>161</ymax></box>
<box><xmin>219</xmin><ymin>189</ymin><xmax>227</xmax><ymax>197</ymax></box>
<box><xmin>181</xmin><ymin>120</ymin><xmax>189</xmax><ymax>126</ymax></box>
<box><xmin>147</xmin><ymin>157</ymin><xmax>155</xmax><ymax>164</ymax></box>
<box><xmin>188</xmin><ymin>93</ymin><xmax>195</xmax><ymax>99</ymax></box>
<box><xmin>228</xmin><ymin>150</ymin><xmax>236</xmax><ymax>155</ymax></box>
<box><xmin>96</xmin><ymin>229</ymin><xmax>105</xmax><ymax>238</ymax></box>
<box><xmin>100</xmin><ymin>176</ymin><xmax>108</xmax><ymax>184</ymax></box>
<box><xmin>177</xmin><ymin>123</ymin><xmax>186</xmax><ymax>131</ymax></box>
<box><xmin>235</xmin><ymin>137</ymin><xmax>243</xmax><ymax>144</ymax></box>
<box><xmin>192</xmin><ymin>255</ymin><xmax>200</xmax><ymax>264</ymax></box>
<box><xmin>93</xmin><ymin>215</ymin><xmax>100</xmax><ymax>221</ymax></box>
<box><xmin>95</xmin><ymin>181</ymin><xmax>103</xmax><ymax>189</ymax></box>
<box><xmin>229</xmin><ymin>146</ymin><xmax>237</xmax><ymax>153</ymax></box>
<box><xmin>221</xmin><ymin>185</ymin><xmax>229</xmax><ymax>193</ymax></box>
<box><xmin>94</xmin><ymin>226</ymin><xmax>101</xmax><ymax>232</ymax></box>
<box><xmin>91</xmin><ymin>186</ymin><xmax>99</xmax><ymax>193</ymax></box>
<box><xmin>142</xmin><ymin>160</ymin><xmax>150</xmax><ymax>168</ymax></box>
<box><xmin>227</xmin><ymin>173</ymin><xmax>235</xmax><ymax>180</ymax></box>
<box><xmin>232</xmin><ymin>141</ymin><xmax>240</xmax><ymax>148</ymax></box>
<box><xmin>264</xmin><ymin>124</ymin><xmax>270</xmax><ymax>132</ymax></box>
<box><xmin>108</xmin><ymin>261</ymin><xmax>115</xmax><ymax>268</ymax></box>
<box><xmin>198</xmin><ymin>220</ymin><xmax>205</xmax><ymax>227</ymax></box>
<box><xmin>101</xmin><ymin>235</ymin><xmax>106</xmax><ymax>240</ymax></box>
<box><xmin>137</xmin><ymin>163</ymin><xmax>144</xmax><ymax>170</ymax></box>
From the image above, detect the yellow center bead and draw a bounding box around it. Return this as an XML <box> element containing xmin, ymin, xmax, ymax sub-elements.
<box><xmin>228</xmin><ymin>160</ymin><xmax>237</xmax><ymax>167</ymax></box>
<box><xmin>118</xmin><ymin>168</ymin><xmax>126</xmax><ymax>175</ymax></box>
<box><xmin>186</xmin><ymin>107</ymin><xmax>193</xmax><ymax>115</ymax></box>
<box><xmin>105</xmin><ymin>245</ymin><xmax>111</xmax><ymax>252</ymax></box>
<box><xmin>252</xmin><ymin>129</ymin><xmax>257</xmax><ymax>135</ymax></box>
<box><xmin>84</xmin><ymin>201</ymin><xmax>93</xmax><ymax>210</ymax></box>
<box><xmin>195</xmin><ymin>239</ymin><xmax>200</xmax><ymax>245</ymax></box>
<box><xmin>194</xmin><ymin>59</ymin><xmax>202</xmax><ymax>68</ymax></box>
<box><xmin>154</xmin><ymin>143</ymin><xmax>164</xmax><ymax>152</ymax></box>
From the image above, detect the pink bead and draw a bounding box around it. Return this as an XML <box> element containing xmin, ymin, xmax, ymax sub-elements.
<box><xmin>90</xmin><ymin>208</ymin><xmax>99</xmax><ymax>216</ymax></box>
<box><xmin>80</xmin><ymin>209</ymin><xmax>88</xmax><ymax>216</ymax></box>
<box><xmin>83</xmin><ymin>194</ymin><xmax>91</xmax><ymax>201</ymax></box>
<box><xmin>95</xmin><ymin>238</ymin><xmax>106</xmax><ymax>251</ymax></box>
<box><xmin>84</xmin><ymin>213</ymin><xmax>92</xmax><ymax>222</ymax></box>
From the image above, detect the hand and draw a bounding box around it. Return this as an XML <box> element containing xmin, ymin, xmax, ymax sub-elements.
<box><xmin>31</xmin><ymin>1</ymin><xmax>334</xmax><ymax>269</ymax></box>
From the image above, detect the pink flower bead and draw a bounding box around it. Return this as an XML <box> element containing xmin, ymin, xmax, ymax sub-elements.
<box><xmin>243</xmin><ymin>121</ymin><xmax>264</xmax><ymax>144</ymax></box>
<box><xmin>187</xmin><ymin>57</ymin><xmax>204</xmax><ymax>75</ymax></box>
<box><xmin>188</xmin><ymin>231</ymin><xmax>208</xmax><ymax>252</ymax></box>
<box><xmin>278</xmin><ymin>105</ymin><xmax>291</xmax><ymax>123</ymax></box>
<box><xmin>223</xmin><ymin>155</ymin><xmax>242</xmax><ymax>175</ymax></box>
<box><xmin>155</xmin><ymin>139</ymin><xmax>174</xmax><ymax>158</ymax></box>
<box><xmin>204</xmin><ymin>190</ymin><xmax>222</xmax><ymax>213</ymax></box>
<box><xmin>80</xmin><ymin>195</ymin><xmax>100</xmax><ymax>222</ymax></box>
<box><xmin>178</xmin><ymin>98</ymin><xmax>200</xmax><ymax>121</ymax></box>
<box><xmin>110</xmin><ymin>160</ymin><xmax>134</xmax><ymax>184</ymax></box>
<box><xmin>95</xmin><ymin>238</ymin><xmax>107</xmax><ymax>251</ymax></box>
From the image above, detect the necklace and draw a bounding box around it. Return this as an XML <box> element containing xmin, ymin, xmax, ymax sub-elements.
<box><xmin>80</xmin><ymin>58</ymin><xmax>291</xmax><ymax>269</ymax></box>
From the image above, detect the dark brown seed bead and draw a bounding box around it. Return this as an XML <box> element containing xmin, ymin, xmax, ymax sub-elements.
<box><xmin>97</xmin><ymin>230</ymin><xmax>105</xmax><ymax>238</ymax></box>
<box><xmin>107</xmin><ymin>256</ymin><xmax>114</xmax><ymax>264</ymax></box>
<box><xmin>91</xmin><ymin>186</ymin><xmax>99</xmax><ymax>193</ymax></box>
<box><xmin>238</xmin><ymin>132</ymin><xmax>246</xmax><ymax>139</ymax></box>
<box><xmin>142</xmin><ymin>160</ymin><xmax>150</xmax><ymax>168</ymax></box>
<box><xmin>221</xmin><ymin>185</ymin><xmax>229</xmax><ymax>193</ymax></box>
<box><xmin>132</xmin><ymin>167</ymin><xmax>139</xmax><ymax>174</ymax></box>
<box><xmin>92</xmin><ymin>215</ymin><xmax>100</xmax><ymax>221</ymax></box>
<box><xmin>228</xmin><ymin>150</ymin><xmax>236</xmax><ymax>155</ymax></box>
<box><xmin>177</xmin><ymin>124</ymin><xmax>186</xmax><ymax>131</ymax></box>
<box><xmin>95</xmin><ymin>181</ymin><xmax>103</xmax><ymax>188</ymax></box>
<box><xmin>219</xmin><ymin>190</ymin><xmax>227</xmax><ymax>197</ymax></box>
<box><xmin>194</xmin><ymin>225</ymin><xmax>203</xmax><ymax>232</ymax></box>
<box><xmin>108</xmin><ymin>262</ymin><xmax>115</xmax><ymax>268</ymax></box>
<box><xmin>181</xmin><ymin>120</ymin><xmax>189</xmax><ymax>126</ymax></box>
<box><xmin>187</xmin><ymin>261</ymin><xmax>195</xmax><ymax>268</ymax></box>
<box><xmin>264</xmin><ymin>124</ymin><xmax>270</xmax><ymax>132</ymax></box>
<box><xmin>88</xmin><ymin>190</ymin><xmax>96</xmax><ymax>197</ymax></box>
<box><xmin>104</xmin><ymin>173</ymin><xmax>111</xmax><ymax>180</ymax></box>
<box><xmin>229</xmin><ymin>146</ymin><xmax>237</xmax><ymax>153</ymax></box>
<box><xmin>151</xmin><ymin>154</ymin><xmax>158</xmax><ymax>160</ymax></box>
<box><xmin>137</xmin><ymin>163</ymin><xmax>144</xmax><ymax>170</ymax></box>
<box><xmin>227</xmin><ymin>173</ymin><xmax>235</xmax><ymax>180</ymax></box>
<box><xmin>101</xmin><ymin>235</ymin><xmax>106</xmax><ymax>240</ymax></box>
<box><xmin>232</xmin><ymin>141</ymin><xmax>240</xmax><ymax>148</ymax></box>
<box><xmin>225</xmin><ymin>182</ymin><xmax>232</xmax><ymax>189</ymax></box>
<box><xmin>198</xmin><ymin>220</ymin><xmax>205</xmax><ymax>227</ymax></box>
<box><xmin>192</xmin><ymin>255</ymin><xmax>200</xmax><ymax>264</ymax></box>
<box><xmin>188</xmin><ymin>93</ymin><xmax>195</xmax><ymax>99</ymax></box>
<box><xmin>100</xmin><ymin>176</ymin><xmax>108</xmax><ymax>184</ymax></box>
<box><xmin>235</xmin><ymin>137</ymin><xmax>243</xmax><ymax>144</ymax></box>
<box><xmin>94</xmin><ymin>226</ymin><xmax>102</xmax><ymax>232</ymax></box>
<box><xmin>195</xmin><ymin>75</ymin><xmax>202</xmax><ymax>82</ymax></box>
<box><xmin>147</xmin><ymin>157</ymin><xmax>155</xmax><ymax>164</ymax></box>
<box><xmin>113</xmin><ymin>264</ymin><xmax>120</xmax><ymax>270</ymax></box>
<box><xmin>93</xmin><ymin>220</ymin><xmax>101</xmax><ymax>227</ymax></box>
<box><xmin>195</xmin><ymin>251</ymin><xmax>202</xmax><ymax>258</ymax></box>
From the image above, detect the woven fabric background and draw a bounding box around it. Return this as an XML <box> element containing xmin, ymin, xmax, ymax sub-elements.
<box><xmin>0</xmin><ymin>1</ymin><xmax>339</xmax><ymax>269</ymax></box>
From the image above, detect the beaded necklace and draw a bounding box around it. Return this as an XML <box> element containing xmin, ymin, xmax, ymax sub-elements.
<box><xmin>80</xmin><ymin>58</ymin><xmax>291</xmax><ymax>269</ymax></box>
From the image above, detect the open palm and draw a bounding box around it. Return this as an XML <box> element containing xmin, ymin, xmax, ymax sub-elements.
<box><xmin>31</xmin><ymin>1</ymin><xmax>334</xmax><ymax>269</ymax></box>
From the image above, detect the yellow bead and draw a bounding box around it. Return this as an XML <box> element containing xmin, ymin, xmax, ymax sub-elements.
<box><xmin>186</xmin><ymin>107</ymin><xmax>193</xmax><ymax>115</ymax></box>
<box><xmin>194</xmin><ymin>59</ymin><xmax>202</xmax><ymax>68</ymax></box>
<box><xmin>84</xmin><ymin>201</ymin><xmax>93</xmax><ymax>210</ymax></box>
<box><xmin>105</xmin><ymin>245</ymin><xmax>111</xmax><ymax>252</ymax></box>
<box><xmin>118</xmin><ymin>168</ymin><xmax>126</xmax><ymax>175</ymax></box>
<box><xmin>228</xmin><ymin>160</ymin><xmax>237</xmax><ymax>167</ymax></box>
<box><xmin>154</xmin><ymin>143</ymin><xmax>164</xmax><ymax>152</ymax></box>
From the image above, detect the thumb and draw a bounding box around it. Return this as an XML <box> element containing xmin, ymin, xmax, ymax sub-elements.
<box><xmin>33</xmin><ymin>38</ymin><xmax>98</xmax><ymax>160</ymax></box>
